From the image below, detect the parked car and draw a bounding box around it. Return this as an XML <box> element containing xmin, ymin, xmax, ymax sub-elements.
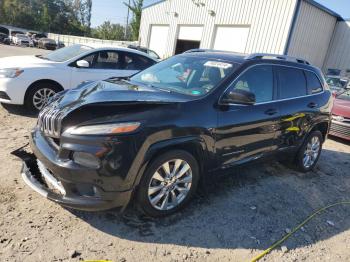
<box><xmin>330</xmin><ymin>89</ymin><xmax>350</xmax><ymax>140</ymax></box>
<box><xmin>17</xmin><ymin>51</ymin><xmax>332</xmax><ymax>217</ymax></box>
<box><xmin>56</xmin><ymin>41</ymin><xmax>65</xmax><ymax>49</ymax></box>
<box><xmin>0</xmin><ymin>33</ymin><xmax>10</xmax><ymax>45</ymax></box>
<box><xmin>127</xmin><ymin>45</ymin><xmax>161</xmax><ymax>60</ymax></box>
<box><xmin>0</xmin><ymin>44</ymin><xmax>158</xmax><ymax>111</ymax></box>
<box><xmin>31</xmin><ymin>33</ymin><xmax>47</xmax><ymax>47</ymax></box>
<box><xmin>9</xmin><ymin>30</ymin><xmax>25</xmax><ymax>43</ymax></box>
<box><xmin>326</xmin><ymin>75</ymin><xmax>349</xmax><ymax>94</ymax></box>
<box><xmin>13</xmin><ymin>34</ymin><xmax>34</xmax><ymax>47</ymax></box>
<box><xmin>38</xmin><ymin>38</ymin><xmax>57</xmax><ymax>50</ymax></box>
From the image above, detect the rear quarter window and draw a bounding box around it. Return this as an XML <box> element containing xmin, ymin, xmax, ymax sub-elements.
<box><xmin>277</xmin><ymin>67</ymin><xmax>307</xmax><ymax>99</ymax></box>
<box><xmin>305</xmin><ymin>71</ymin><xmax>323</xmax><ymax>94</ymax></box>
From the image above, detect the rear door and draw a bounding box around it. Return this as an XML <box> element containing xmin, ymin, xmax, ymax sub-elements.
<box><xmin>274</xmin><ymin>66</ymin><xmax>323</xmax><ymax>150</ymax></box>
<box><xmin>215</xmin><ymin>64</ymin><xmax>280</xmax><ymax>167</ymax></box>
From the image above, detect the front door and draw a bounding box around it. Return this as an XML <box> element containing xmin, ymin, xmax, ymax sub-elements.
<box><xmin>70</xmin><ymin>51</ymin><xmax>138</xmax><ymax>88</ymax></box>
<box><xmin>215</xmin><ymin>64</ymin><xmax>280</xmax><ymax>167</ymax></box>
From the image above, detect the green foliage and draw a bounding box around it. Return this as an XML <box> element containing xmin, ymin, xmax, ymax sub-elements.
<box><xmin>0</xmin><ymin>0</ymin><xmax>92</xmax><ymax>36</ymax></box>
<box><xmin>124</xmin><ymin>0</ymin><xmax>143</xmax><ymax>41</ymax></box>
<box><xmin>90</xmin><ymin>21</ymin><xmax>130</xmax><ymax>41</ymax></box>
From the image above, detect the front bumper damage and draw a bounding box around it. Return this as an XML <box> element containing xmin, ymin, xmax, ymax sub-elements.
<box><xmin>12</xmin><ymin>146</ymin><xmax>133</xmax><ymax>212</ymax></box>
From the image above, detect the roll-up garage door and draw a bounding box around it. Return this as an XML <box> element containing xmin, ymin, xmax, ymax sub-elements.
<box><xmin>175</xmin><ymin>26</ymin><xmax>203</xmax><ymax>54</ymax></box>
<box><xmin>148</xmin><ymin>25</ymin><xmax>169</xmax><ymax>59</ymax></box>
<box><xmin>213</xmin><ymin>26</ymin><xmax>250</xmax><ymax>53</ymax></box>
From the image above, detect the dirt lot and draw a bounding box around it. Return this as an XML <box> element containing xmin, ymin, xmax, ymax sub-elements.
<box><xmin>0</xmin><ymin>46</ymin><xmax>350</xmax><ymax>262</ymax></box>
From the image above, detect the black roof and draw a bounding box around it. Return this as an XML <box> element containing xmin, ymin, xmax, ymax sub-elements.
<box><xmin>180</xmin><ymin>50</ymin><xmax>322</xmax><ymax>74</ymax></box>
<box><xmin>181</xmin><ymin>51</ymin><xmax>247</xmax><ymax>64</ymax></box>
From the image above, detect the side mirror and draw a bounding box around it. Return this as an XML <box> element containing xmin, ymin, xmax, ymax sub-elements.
<box><xmin>76</xmin><ymin>60</ymin><xmax>90</xmax><ymax>68</ymax></box>
<box><xmin>222</xmin><ymin>89</ymin><xmax>256</xmax><ymax>105</ymax></box>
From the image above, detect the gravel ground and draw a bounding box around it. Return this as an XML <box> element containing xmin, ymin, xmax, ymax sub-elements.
<box><xmin>0</xmin><ymin>45</ymin><xmax>350</xmax><ymax>262</ymax></box>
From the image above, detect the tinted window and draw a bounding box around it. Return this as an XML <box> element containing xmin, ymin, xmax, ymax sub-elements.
<box><xmin>93</xmin><ymin>51</ymin><xmax>121</xmax><ymax>69</ymax></box>
<box><xmin>125</xmin><ymin>53</ymin><xmax>155</xmax><ymax>70</ymax></box>
<box><xmin>277</xmin><ymin>67</ymin><xmax>307</xmax><ymax>99</ymax></box>
<box><xmin>305</xmin><ymin>71</ymin><xmax>323</xmax><ymax>94</ymax></box>
<box><xmin>230</xmin><ymin>65</ymin><xmax>274</xmax><ymax>103</ymax></box>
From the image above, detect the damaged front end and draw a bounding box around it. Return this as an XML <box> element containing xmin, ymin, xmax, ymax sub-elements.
<box><xmin>11</xmin><ymin>145</ymin><xmax>132</xmax><ymax>212</ymax></box>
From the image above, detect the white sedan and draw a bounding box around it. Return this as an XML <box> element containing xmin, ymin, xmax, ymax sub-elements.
<box><xmin>0</xmin><ymin>44</ymin><xmax>157</xmax><ymax>111</ymax></box>
<box><xmin>12</xmin><ymin>34</ymin><xmax>34</xmax><ymax>47</ymax></box>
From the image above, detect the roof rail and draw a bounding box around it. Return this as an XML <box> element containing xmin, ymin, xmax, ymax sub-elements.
<box><xmin>184</xmin><ymin>48</ymin><xmax>224</xmax><ymax>53</ymax></box>
<box><xmin>245</xmin><ymin>53</ymin><xmax>310</xmax><ymax>65</ymax></box>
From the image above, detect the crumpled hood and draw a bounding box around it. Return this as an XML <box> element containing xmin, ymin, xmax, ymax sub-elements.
<box><xmin>0</xmin><ymin>55</ymin><xmax>55</xmax><ymax>69</ymax></box>
<box><xmin>332</xmin><ymin>97</ymin><xmax>350</xmax><ymax>118</ymax></box>
<box><xmin>52</xmin><ymin>80</ymin><xmax>192</xmax><ymax>113</ymax></box>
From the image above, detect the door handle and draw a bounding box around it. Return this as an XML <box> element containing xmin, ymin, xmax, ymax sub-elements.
<box><xmin>307</xmin><ymin>102</ymin><xmax>318</xmax><ymax>108</ymax></box>
<box><xmin>264</xmin><ymin>108</ymin><xmax>278</xmax><ymax>116</ymax></box>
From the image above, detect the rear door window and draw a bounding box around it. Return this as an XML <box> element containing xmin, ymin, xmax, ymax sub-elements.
<box><xmin>277</xmin><ymin>67</ymin><xmax>307</xmax><ymax>99</ymax></box>
<box><xmin>124</xmin><ymin>53</ymin><xmax>156</xmax><ymax>70</ymax></box>
<box><xmin>305</xmin><ymin>71</ymin><xmax>323</xmax><ymax>94</ymax></box>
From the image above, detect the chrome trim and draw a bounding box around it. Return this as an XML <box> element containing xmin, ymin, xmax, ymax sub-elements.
<box><xmin>218</xmin><ymin>63</ymin><xmax>325</xmax><ymax>106</ymax></box>
<box><xmin>37</xmin><ymin>104</ymin><xmax>63</xmax><ymax>138</ymax></box>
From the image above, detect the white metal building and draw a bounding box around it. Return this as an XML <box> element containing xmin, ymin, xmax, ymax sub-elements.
<box><xmin>139</xmin><ymin>0</ymin><xmax>349</xmax><ymax>74</ymax></box>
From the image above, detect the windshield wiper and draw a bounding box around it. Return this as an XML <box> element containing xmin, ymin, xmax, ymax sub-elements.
<box><xmin>36</xmin><ymin>55</ymin><xmax>50</xmax><ymax>61</ymax></box>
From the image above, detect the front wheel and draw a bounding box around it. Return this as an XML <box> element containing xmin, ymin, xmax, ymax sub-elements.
<box><xmin>295</xmin><ymin>131</ymin><xmax>323</xmax><ymax>172</ymax></box>
<box><xmin>24</xmin><ymin>83</ymin><xmax>60</xmax><ymax>112</ymax></box>
<box><xmin>136</xmin><ymin>150</ymin><xmax>199</xmax><ymax>217</ymax></box>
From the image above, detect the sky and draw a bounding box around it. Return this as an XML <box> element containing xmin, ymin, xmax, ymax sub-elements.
<box><xmin>91</xmin><ymin>0</ymin><xmax>350</xmax><ymax>28</ymax></box>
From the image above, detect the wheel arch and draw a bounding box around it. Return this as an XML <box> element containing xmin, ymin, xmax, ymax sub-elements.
<box><xmin>133</xmin><ymin>136</ymin><xmax>209</xmax><ymax>188</ymax></box>
<box><xmin>24</xmin><ymin>79</ymin><xmax>64</xmax><ymax>102</ymax></box>
<box><xmin>309</xmin><ymin>121</ymin><xmax>329</xmax><ymax>142</ymax></box>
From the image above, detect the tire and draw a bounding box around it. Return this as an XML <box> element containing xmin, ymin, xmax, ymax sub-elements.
<box><xmin>136</xmin><ymin>150</ymin><xmax>200</xmax><ymax>217</ymax></box>
<box><xmin>294</xmin><ymin>131</ymin><xmax>323</xmax><ymax>172</ymax></box>
<box><xmin>24</xmin><ymin>83</ymin><xmax>61</xmax><ymax>112</ymax></box>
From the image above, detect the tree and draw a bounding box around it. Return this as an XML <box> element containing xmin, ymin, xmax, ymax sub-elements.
<box><xmin>0</xmin><ymin>0</ymin><xmax>89</xmax><ymax>35</ymax></box>
<box><xmin>124</xmin><ymin>0</ymin><xmax>143</xmax><ymax>41</ymax></box>
<box><xmin>72</xmin><ymin>0</ymin><xmax>92</xmax><ymax>34</ymax></box>
<box><xmin>90</xmin><ymin>21</ymin><xmax>126</xmax><ymax>40</ymax></box>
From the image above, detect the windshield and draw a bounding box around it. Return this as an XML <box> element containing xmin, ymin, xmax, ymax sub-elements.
<box><xmin>16</xmin><ymin>34</ymin><xmax>27</xmax><ymax>38</ymax></box>
<box><xmin>130</xmin><ymin>55</ymin><xmax>238</xmax><ymax>97</ymax></box>
<box><xmin>337</xmin><ymin>89</ymin><xmax>350</xmax><ymax>101</ymax></box>
<box><xmin>41</xmin><ymin>44</ymin><xmax>93</xmax><ymax>62</ymax></box>
<box><xmin>326</xmin><ymin>77</ymin><xmax>348</xmax><ymax>88</ymax></box>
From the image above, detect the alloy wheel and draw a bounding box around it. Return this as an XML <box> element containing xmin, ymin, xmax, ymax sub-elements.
<box><xmin>32</xmin><ymin>88</ymin><xmax>56</xmax><ymax>110</ymax></box>
<box><xmin>303</xmin><ymin>136</ymin><xmax>321</xmax><ymax>168</ymax></box>
<box><xmin>147</xmin><ymin>159</ymin><xmax>192</xmax><ymax>211</ymax></box>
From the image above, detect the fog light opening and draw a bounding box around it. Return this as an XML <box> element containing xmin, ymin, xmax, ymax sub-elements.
<box><xmin>72</xmin><ymin>152</ymin><xmax>100</xmax><ymax>169</ymax></box>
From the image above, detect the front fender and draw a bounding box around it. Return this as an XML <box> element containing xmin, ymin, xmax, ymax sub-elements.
<box><xmin>129</xmin><ymin>135</ymin><xmax>211</xmax><ymax>189</ymax></box>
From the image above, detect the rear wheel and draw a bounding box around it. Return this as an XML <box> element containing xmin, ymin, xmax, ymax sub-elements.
<box><xmin>25</xmin><ymin>83</ymin><xmax>61</xmax><ymax>112</ymax></box>
<box><xmin>136</xmin><ymin>150</ymin><xmax>199</xmax><ymax>217</ymax></box>
<box><xmin>294</xmin><ymin>131</ymin><xmax>323</xmax><ymax>172</ymax></box>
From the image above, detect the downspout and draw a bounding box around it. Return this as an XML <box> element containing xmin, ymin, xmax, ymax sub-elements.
<box><xmin>283</xmin><ymin>0</ymin><xmax>302</xmax><ymax>55</ymax></box>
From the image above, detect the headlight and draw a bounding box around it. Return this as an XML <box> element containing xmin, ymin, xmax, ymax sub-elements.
<box><xmin>65</xmin><ymin>122</ymin><xmax>141</xmax><ymax>135</ymax></box>
<box><xmin>0</xmin><ymin>68</ymin><xmax>24</xmax><ymax>78</ymax></box>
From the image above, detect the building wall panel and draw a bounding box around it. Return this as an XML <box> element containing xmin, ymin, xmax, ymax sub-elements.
<box><xmin>140</xmin><ymin>0</ymin><xmax>297</xmax><ymax>58</ymax></box>
<box><xmin>323</xmin><ymin>21</ymin><xmax>350</xmax><ymax>76</ymax></box>
<box><xmin>287</xmin><ymin>1</ymin><xmax>337</xmax><ymax>68</ymax></box>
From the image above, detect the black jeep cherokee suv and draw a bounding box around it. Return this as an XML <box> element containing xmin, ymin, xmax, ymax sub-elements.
<box><xmin>20</xmin><ymin>51</ymin><xmax>332</xmax><ymax>217</ymax></box>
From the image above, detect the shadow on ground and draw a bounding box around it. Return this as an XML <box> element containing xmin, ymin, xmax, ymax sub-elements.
<box><xmin>1</xmin><ymin>103</ymin><xmax>38</xmax><ymax>118</ymax></box>
<box><xmin>69</xmin><ymin>145</ymin><xmax>350</xmax><ymax>251</ymax></box>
